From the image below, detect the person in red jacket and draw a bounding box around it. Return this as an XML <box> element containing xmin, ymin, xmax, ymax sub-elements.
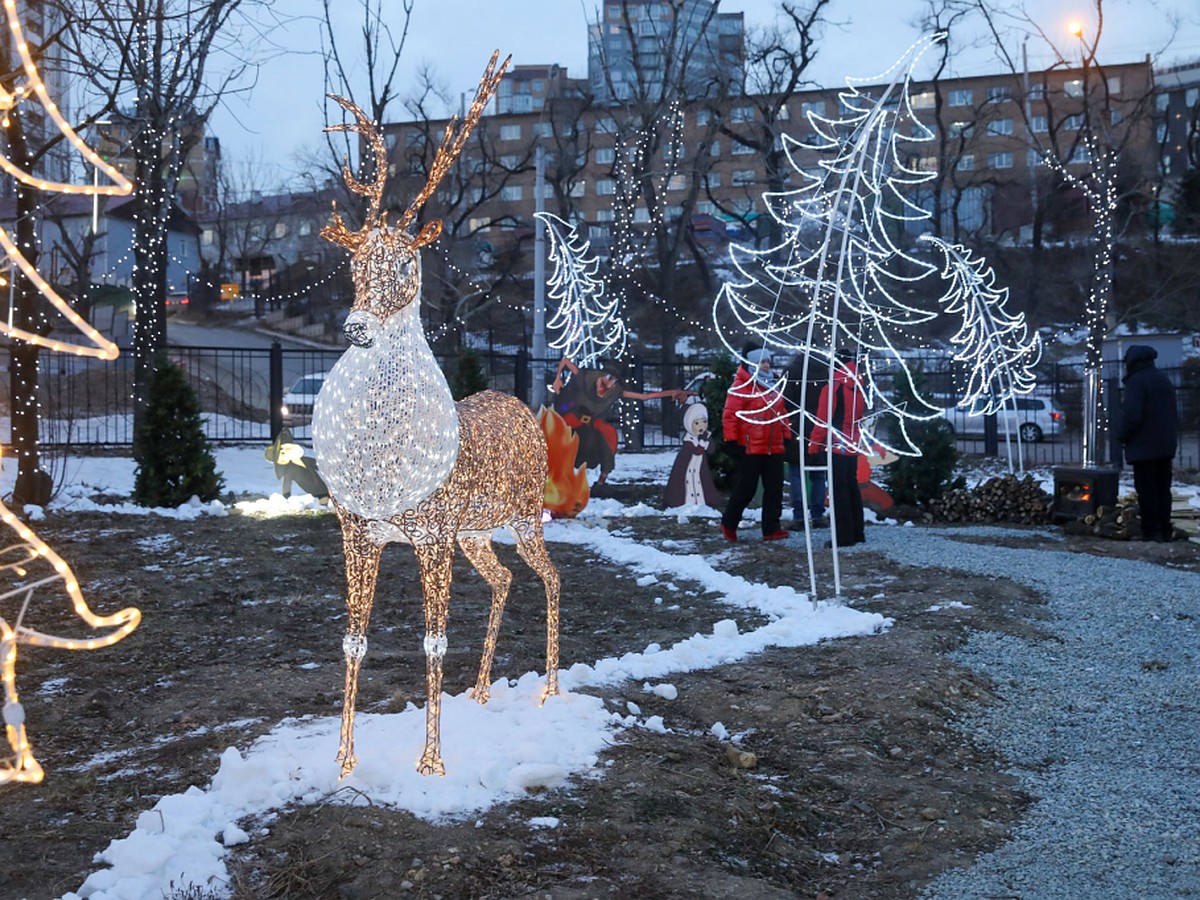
<box><xmin>808</xmin><ymin>359</ymin><xmax>867</xmax><ymax>547</ymax></box>
<box><xmin>720</xmin><ymin>347</ymin><xmax>792</xmax><ymax>542</ymax></box>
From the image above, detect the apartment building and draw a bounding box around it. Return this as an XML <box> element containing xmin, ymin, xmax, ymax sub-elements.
<box><xmin>1155</xmin><ymin>60</ymin><xmax>1200</xmax><ymax>180</ymax></box>
<box><xmin>378</xmin><ymin>56</ymin><xmax>1157</xmax><ymax>254</ymax></box>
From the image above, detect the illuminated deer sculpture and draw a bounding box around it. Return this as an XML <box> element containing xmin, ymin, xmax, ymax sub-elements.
<box><xmin>312</xmin><ymin>53</ymin><xmax>560</xmax><ymax>778</ymax></box>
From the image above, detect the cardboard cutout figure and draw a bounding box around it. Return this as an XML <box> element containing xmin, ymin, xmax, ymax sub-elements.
<box><xmin>542</xmin><ymin>356</ymin><xmax>693</xmax><ymax>517</ymax></box>
<box><xmin>664</xmin><ymin>403</ymin><xmax>721</xmax><ymax>508</ymax></box>
<box><xmin>266</xmin><ymin>429</ymin><xmax>329</xmax><ymax>500</ymax></box>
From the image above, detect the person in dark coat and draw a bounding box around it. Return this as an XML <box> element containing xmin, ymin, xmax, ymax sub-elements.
<box><xmin>784</xmin><ymin>355</ymin><xmax>829</xmax><ymax>528</ymax></box>
<box><xmin>1117</xmin><ymin>345</ymin><xmax>1178</xmax><ymax>542</ymax></box>
<box><xmin>808</xmin><ymin>359</ymin><xmax>867</xmax><ymax>547</ymax></box>
<box><xmin>720</xmin><ymin>346</ymin><xmax>792</xmax><ymax>542</ymax></box>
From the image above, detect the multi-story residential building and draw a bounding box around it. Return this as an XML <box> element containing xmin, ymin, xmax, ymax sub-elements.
<box><xmin>379</xmin><ymin>57</ymin><xmax>1157</xmax><ymax>251</ymax></box>
<box><xmin>196</xmin><ymin>185</ymin><xmax>345</xmax><ymax>299</ymax></box>
<box><xmin>91</xmin><ymin>114</ymin><xmax>221</xmax><ymax>216</ymax></box>
<box><xmin>495</xmin><ymin>65</ymin><xmax>582</xmax><ymax>115</ymax></box>
<box><xmin>1155</xmin><ymin>60</ymin><xmax>1200</xmax><ymax>180</ymax></box>
<box><xmin>587</xmin><ymin>0</ymin><xmax>744</xmax><ymax>102</ymax></box>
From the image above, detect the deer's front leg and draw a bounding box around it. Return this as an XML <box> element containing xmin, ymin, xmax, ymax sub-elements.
<box><xmin>414</xmin><ymin>540</ymin><xmax>454</xmax><ymax>776</ymax></box>
<box><xmin>336</xmin><ymin>509</ymin><xmax>384</xmax><ymax>779</ymax></box>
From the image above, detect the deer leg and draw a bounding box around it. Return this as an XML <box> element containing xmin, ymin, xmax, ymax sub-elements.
<box><xmin>457</xmin><ymin>536</ymin><xmax>512</xmax><ymax>705</ymax></box>
<box><xmin>0</xmin><ymin>625</ymin><xmax>42</xmax><ymax>784</ymax></box>
<box><xmin>513</xmin><ymin>526</ymin><xmax>561</xmax><ymax>704</ymax></box>
<box><xmin>414</xmin><ymin>541</ymin><xmax>454</xmax><ymax>776</ymax></box>
<box><xmin>335</xmin><ymin>510</ymin><xmax>384</xmax><ymax>779</ymax></box>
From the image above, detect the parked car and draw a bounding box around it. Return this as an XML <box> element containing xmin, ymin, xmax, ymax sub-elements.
<box><xmin>940</xmin><ymin>395</ymin><xmax>1064</xmax><ymax>443</ymax></box>
<box><xmin>281</xmin><ymin>371</ymin><xmax>330</xmax><ymax>426</ymax></box>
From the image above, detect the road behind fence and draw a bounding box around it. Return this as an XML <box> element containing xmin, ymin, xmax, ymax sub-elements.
<box><xmin>2</xmin><ymin>347</ymin><xmax>1197</xmax><ymax>470</ymax></box>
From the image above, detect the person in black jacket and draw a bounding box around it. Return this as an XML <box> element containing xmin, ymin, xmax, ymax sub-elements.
<box><xmin>1117</xmin><ymin>345</ymin><xmax>1178</xmax><ymax>542</ymax></box>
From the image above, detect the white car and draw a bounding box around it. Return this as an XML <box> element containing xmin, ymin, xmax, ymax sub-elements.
<box><xmin>941</xmin><ymin>395</ymin><xmax>1065</xmax><ymax>443</ymax></box>
<box><xmin>281</xmin><ymin>371</ymin><xmax>330</xmax><ymax>426</ymax></box>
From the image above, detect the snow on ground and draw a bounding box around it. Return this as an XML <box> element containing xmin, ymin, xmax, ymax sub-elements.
<box><xmin>1</xmin><ymin>444</ymin><xmax>1194</xmax><ymax>899</ymax></box>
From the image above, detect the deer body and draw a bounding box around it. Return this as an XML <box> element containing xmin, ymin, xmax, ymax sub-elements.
<box><xmin>313</xmin><ymin>62</ymin><xmax>559</xmax><ymax>778</ymax></box>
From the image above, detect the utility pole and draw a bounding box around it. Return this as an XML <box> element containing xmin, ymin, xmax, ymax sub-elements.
<box><xmin>531</xmin><ymin>144</ymin><xmax>547</xmax><ymax>410</ymax></box>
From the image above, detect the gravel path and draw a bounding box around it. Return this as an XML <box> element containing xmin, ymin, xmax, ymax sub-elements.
<box><xmin>863</xmin><ymin>526</ymin><xmax>1200</xmax><ymax>900</ymax></box>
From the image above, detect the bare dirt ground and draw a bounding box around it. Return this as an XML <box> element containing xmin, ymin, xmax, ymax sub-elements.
<box><xmin>2</xmin><ymin>477</ymin><xmax>1197</xmax><ymax>900</ymax></box>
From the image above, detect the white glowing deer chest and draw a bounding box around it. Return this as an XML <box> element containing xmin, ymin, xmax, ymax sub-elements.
<box><xmin>311</xmin><ymin>303</ymin><xmax>459</xmax><ymax>521</ymax></box>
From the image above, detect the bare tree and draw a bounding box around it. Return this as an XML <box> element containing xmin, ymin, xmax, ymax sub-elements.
<box><xmin>61</xmin><ymin>0</ymin><xmax>263</xmax><ymax>437</ymax></box>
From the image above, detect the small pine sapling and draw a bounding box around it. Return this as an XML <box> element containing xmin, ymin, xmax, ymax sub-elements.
<box><xmin>450</xmin><ymin>348</ymin><xmax>489</xmax><ymax>400</ymax></box>
<box><xmin>133</xmin><ymin>357</ymin><xmax>225</xmax><ymax>507</ymax></box>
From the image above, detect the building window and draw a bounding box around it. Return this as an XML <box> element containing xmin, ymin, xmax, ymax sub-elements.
<box><xmin>541</xmin><ymin>183</ymin><xmax>555</xmax><ymax>199</ymax></box>
<box><xmin>500</xmin><ymin>154</ymin><xmax>520</xmax><ymax>169</ymax></box>
<box><xmin>468</xmin><ymin>217</ymin><xmax>489</xmax><ymax>232</ymax></box>
<box><xmin>950</xmin><ymin>121</ymin><xmax>972</xmax><ymax>137</ymax></box>
<box><xmin>1106</xmin><ymin>75</ymin><xmax>1121</xmax><ymax>95</ymax></box>
<box><xmin>663</xmin><ymin>141</ymin><xmax>684</xmax><ymax>161</ymax></box>
<box><xmin>1064</xmin><ymin>79</ymin><xmax>1084</xmax><ymax>98</ymax></box>
<box><xmin>988</xmin><ymin>151</ymin><xmax>1013</xmax><ymax>169</ymax></box>
<box><xmin>272</xmin><ymin>221</ymin><xmax>287</xmax><ymax>239</ymax></box>
<box><xmin>1028</xmin><ymin>149</ymin><xmax>1044</xmax><ymax>167</ymax></box>
<box><xmin>987</xmin><ymin>117</ymin><xmax>1013</xmax><ymax>136</ymax></box>
<box><xmin>588</xmin><ymin>225</ymin><xmax>608</xmax><ymax>240</ymax></box>
<box><xmin>1156</xmin><ymin>93</ymin><xmax>1170</xmax><ymax>113</ymax></box>
<box><xmin>777</xmin><ymin>104</ymin><xmax>790</xmax><ymax>120</ymax></box>
<box><xmin>914</xmin><ymin>156</ymin><xmax>938</xmax><ymax>172</ymax></box>
<box><xmin>705</xmin><ymin>171</ymin><xmax>721</xmax><ymax>188</ymax></box>
<box><xmin>596</xmin><ymin>208</ymin><xmax>614</xmax><ymax>222</ymax></box>
<box><xmin>801</xmin><ymin>99</ymin><xmax>826</xmax><ymax>117</ymax></box>
<box><xmin>596</xmin><ymin>116</ymin><xmax>616</xmax><ymax>133</ymax></box>
<box><xmin>596</xmin><ymin>147</ymin><xmax>615</xmax><ymax>164</ymax></box>
<box><xmin>1028</xmin><ymin>83</ymin><xmax>1046</xmax><ymax>101</ymax></box>
<box><xmin>956</xmin><ymin>154</ymin><xmax>975</xmax><ymax>171</ymax></box>
<box><xmin>667</xmin><ymin>174</ymin><xmax>688</xmax><ymax>191</ymax></box>
<box><xmin>696</xmin><ymin>108</ymin><xmax>711</xmax><ymax>126</ymax></box>
<box><xmin>696</xmin><ymin>200</ymin><xmax>715</xmax><ymax>215</ymax></box>
<box><xmin>533</xmin><ymin>122</ymin><xmax>553</xmax><ymax>138</ymax></box>
<box><xmin>1030</xmin><ymin>115</ymin><xmax>1048</xmax><ymax>133</ymax></box>
<box><xmin>910</xmin><ymin>90</ymin><xmax>935</xmax><ymax>109</ymax></box>
<box><xmin>201</xmin><ymin>228</ymin><xmax>215</xmax><ymax>246</ymax></box>
<box><xmin>1110</xmin><ymin>109</ymin><xmax>1122</xmax><ymax>126</ymax></box>
<box><xmin>987</xmin><ymin>85</ymin><xmax>1011</xmax><ymax>102</ymax></box>
<box><xmin>1064</xmin><ymin>113</ymin><xmax>1084</xmax><ymax>130</ymax></box>
<box><xmin>634</xmin><ymin>207</ymin><xmax>651</xmax><ymax>223</ymax></box>
<box><xmin>569</xmin><ymin>181</ymin><xmax>585</xmax><ymax>197</ymax></box>
<box><xmin>948</xmin><ymin>88</ymin><xmax>973</xmax><ymax>106</ymax></box>
<box><xmin>732</xmin><ymin>141</ymin><xmax>754</xmax><ymax>154</ymax></box>
<box><xmin>597</xmin><ymin>179</ymin><xmax>615</xmax><ymax>196</ymax></box>
<box><xmin>1187</xmin><ymin>87</ymin><xmax>1199</xmax><ymax>107</ymax></box>
<box><xmin>500</xmin><ymin>184</ymin><xmax>522</xmax><ymax>201</ymax></box>
<box><xmin>499</xmin><ymin>124</ymin><xmax>522</xmax><ymax>141</ymax></box>
<box><xmin>1069</xmin><ymin>144</ymin><xmax>1090</xmax><ymax>164</ymax></box>
<box><xmin>298</xmin><ymin>220</ymin><xmax>313</xmax><ymax>237</ymax></box>
<box><xmin>1156</xmin><ymin>123</ymin><xmax>1168</xmax><ymax>142</ymax></box>
<box><xmin>731</xmin><ymin>105</ymin><xmax>754</xmax><ymax>123</ymax></box>
<box><xmin>710</xmin><ymin>140</ymin><xmax>721</xmax><ymax>156</ymax></box>
<box><xmin>732</xmin><ymin>169</ymin><xmax>755</xmax><ymax>186</ymax></box>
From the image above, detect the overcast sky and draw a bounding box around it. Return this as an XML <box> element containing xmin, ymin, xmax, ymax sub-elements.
<box><xmin>210</xmin><ymin>0</ymin><xmax>1200</xmax><ymax>187</ymax></box>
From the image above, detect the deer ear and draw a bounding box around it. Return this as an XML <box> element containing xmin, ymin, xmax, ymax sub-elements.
<box><xmin>414</xmin><ymin>219</ymin><xmax>443</xmax><ymax>247</ymax></box>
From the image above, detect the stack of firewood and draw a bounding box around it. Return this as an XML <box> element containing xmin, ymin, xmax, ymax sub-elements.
<box><xmin>1060</xmin><ymin>494</ymin><xmax>1142</xmax><ymax>540</ymax></box>
<box><xmin>928</xmin><ymin>474</ymin><xmax>1053</xmax><ymax>525</ymax></box>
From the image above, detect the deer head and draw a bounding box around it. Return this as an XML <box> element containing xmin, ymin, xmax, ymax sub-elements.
<box><xmin>323</xmin><ymin>52</ymin><xmax>510</xmax><ymax>348</ymax></box>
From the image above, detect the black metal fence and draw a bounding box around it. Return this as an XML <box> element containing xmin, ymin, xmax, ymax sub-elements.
<box><xmin>3</xmin><ymin>347</ymin><xmax>1197</xmax><ymax>470</ymax></box>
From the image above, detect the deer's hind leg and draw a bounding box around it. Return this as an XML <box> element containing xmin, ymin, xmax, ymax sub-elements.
<box><xmin>458</xmin><ymin>535</ymin><xmax>512</xmax><ymax>705</ymax></box>
<box><xmin>0</xmin><ymin>625</ymin><xmax>43</xmax><ymax>784</ymax></box>
<box><xmin>511</xmin><ymin>521</ymin><xmax>561</xmax><ymax>703</ymax></box>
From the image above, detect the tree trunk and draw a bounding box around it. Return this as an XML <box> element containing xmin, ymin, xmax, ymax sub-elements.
<box><xmin>131</xmin><ymin>148</ymin><xmax>170</xmax><ymax>449</ymax></box>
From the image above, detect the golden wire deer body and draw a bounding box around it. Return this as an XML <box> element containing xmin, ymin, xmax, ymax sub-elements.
<box><xmin>312</xmin><ymin>54</ymin><xmax>560</xmax><ymax>778</ymax></box>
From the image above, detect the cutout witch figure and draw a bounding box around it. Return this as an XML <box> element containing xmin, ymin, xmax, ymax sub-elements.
<box><xmin>664</xmin><ymin>402</ymin><xmax>721</xmax><ymax>508</ymax></box>
<box><xmin>550</xmin><ymin>355</ymin><xmax>693</xmax><ymax>485</ymax></box>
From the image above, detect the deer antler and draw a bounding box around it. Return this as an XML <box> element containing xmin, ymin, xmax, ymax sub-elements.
<box><xmin>320</xmin><ymin>51</ymin><xmax>511</xmax><ymax>253</ymax></box>
<box><xmin>321</xmin><ymin>95</ymin><xmax>390</xmax><ymax>251</ymax></box>
<box><xmin>397</xmin><ymin>50</ymin><xmax>511</xmax><ymax>245</ymax></box>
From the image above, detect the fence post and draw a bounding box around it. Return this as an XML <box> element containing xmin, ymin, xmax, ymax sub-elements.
<box><xmin>269</xmin><ymin>341</ymin><xmax>283</xmax><ymax>439</ymax></box>
<box><xmin>514</xmin><ymin>348</ymin><xmax>530</xmax><ymax>406</ymax></box>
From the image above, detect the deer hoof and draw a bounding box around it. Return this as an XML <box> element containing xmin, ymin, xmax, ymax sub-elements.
<box><xmin>416</xmin><ymin>752</ymin><xmax>446</xmax><ymax>777</ymax></box>
<box><xmin>337</xmin><ymin>751</ymin><xmax>357</xmax><ymax>779</ymax></box>
<box><xmin>539</xmin><ymin>683</ymin><xmax>560</xmax><ymax>706</ymax></box>
<box><xmin>470</xmin><ymin>684</ymin><xmax>491</xmax><ymax>705</ymax></box>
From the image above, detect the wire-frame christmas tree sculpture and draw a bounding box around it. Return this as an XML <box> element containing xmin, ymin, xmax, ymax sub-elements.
<box><xmin>311</xmin><ymin>54</ymin><xmax>561</xmax><ymax>778</ymax></box>
<box><xmin>535</xmin><ymin>211</ymin><xmax>626</xmax><ymax>369</ymax></box>
<box><xmin>0</xmin><ymin>0</ymin><xmax>140</xmax><ymax>785</ymax></box>
<box><xmin>922</xmin><ymin>235</ymin><xmax>1043</xmax><ymax>473</ymax></box>
<box><xmin>713</xmin><ymin>34</ymin><xmax>949</xmax><ymax>599</ymax></box>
